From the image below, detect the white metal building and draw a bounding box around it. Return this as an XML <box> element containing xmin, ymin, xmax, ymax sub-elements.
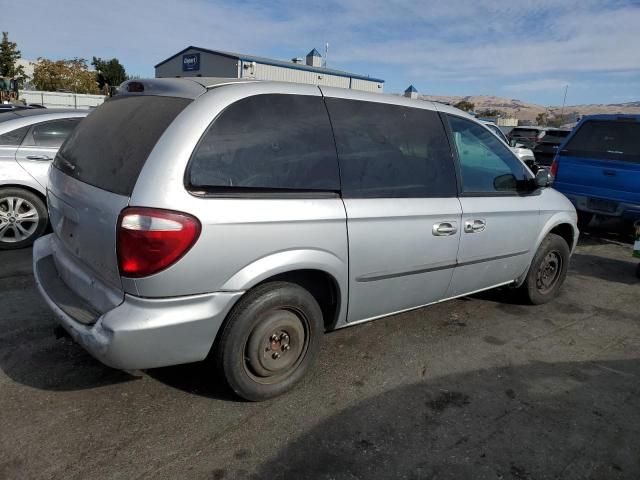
<box><xmin>154</xmin><ymin>46</ymin><xmax>384</xmax><ymax>93</ymax></box>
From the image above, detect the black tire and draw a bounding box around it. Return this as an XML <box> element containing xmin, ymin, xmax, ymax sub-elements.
<box><xmin>520</xmin><ymin>233</ymin><xmax>570</xmax><ymax>305</ymax></box>
<box><xmin>215</xmin><ymin>281</ymin><xmax>323</xmax><ymax>401</ymax></box>
<box><xmin>577</xmin><ymin>210</ymin><xmax>593</xmax><ymax>230</ymax></box>
<box><xmin>636</xmin><ymin>263</ymin><xmax>640</xmax><ymax>280</ymax></box>
<box><xmin>0</xmin><ymin>188</ymin><xmax>48</xmax><ymax>250</ymax></box>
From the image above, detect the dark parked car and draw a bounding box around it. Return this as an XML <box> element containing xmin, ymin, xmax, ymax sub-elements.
<box><xmin>507</xmin><ymin>126</ymin><xmax>543</xmax><ymax>149</ymax></box>
<box><xmin>532</xmin><ymin>129</ymin><xmax>571</xmax><ymax>165</ymax></box>
<box><xmin>508</xmin><ymin>127</ymin><xmax>571</xmax><ymax>165</ymax></box>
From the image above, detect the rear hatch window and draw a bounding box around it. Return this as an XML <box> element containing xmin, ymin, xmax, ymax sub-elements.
<box><xmin>54</xmin><ymin>95</ymin><xmax>192</xmax><ymax>196</ymax></box>
<box><xmin>541</xmin><ymin>130</ymin><xmax>570</xmax><ymax>143</ymax></box>
<box><xmin>510</xmin><ymin>128</ymin><xmax>539</xmax><ymax>138</ymax></box>
<box><xmin>561</xmin><ymin>120</ymin><xmax>640</xmax><ymax>163</ymax></box>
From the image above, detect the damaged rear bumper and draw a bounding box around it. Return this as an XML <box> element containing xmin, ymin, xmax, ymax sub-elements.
<box><xmin>33</xmin><ymin>234</ymin><xmax>243</xmax><ymax>370</ymax></box>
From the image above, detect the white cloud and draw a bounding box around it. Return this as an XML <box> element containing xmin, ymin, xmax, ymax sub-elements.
<box><xmin>505</xmin><ymin>79</ymin><xmax>570</xmax><ymax>92</ymax></box>
<box><xmin>3</xmin><ymin>0</ymin><xmax>639</xmax><ymax>87</ymax></box>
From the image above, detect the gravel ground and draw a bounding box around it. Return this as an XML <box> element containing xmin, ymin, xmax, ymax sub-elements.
<box><xmin>0</xmin><ymin>230</ymin><xmax>638</xmax><ymax>479</ymax></box>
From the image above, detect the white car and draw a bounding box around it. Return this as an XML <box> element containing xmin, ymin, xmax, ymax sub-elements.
<box><xmin>481</xmin><ymin>121</ymin><xmax>535</xmax><ymax>164</ymax></box>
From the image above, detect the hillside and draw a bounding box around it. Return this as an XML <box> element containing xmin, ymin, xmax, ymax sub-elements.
<box><xmin>418</xmin><ymin>95</ymin><xmax>640</xmax><ymax>124</ymax></box>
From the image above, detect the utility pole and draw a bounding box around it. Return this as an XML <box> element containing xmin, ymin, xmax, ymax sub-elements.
<box><xmin>559</xmin><ymin>84</ymin><xmax>569</xmax><ymax>125</ymax></box>
<box><xmin>324</xmin><ymin>42</ymin><xmax>329</xmax><ymax>68</ymax></box>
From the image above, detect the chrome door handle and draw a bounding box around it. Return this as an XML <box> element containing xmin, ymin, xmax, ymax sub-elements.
<box><xmin>26</xmin><ymin>155</ymin><xmax>52</xmax><ymax>161</ymax></box>
<box><xmin>464</xmin><ymin>219</ymin><xmax>486</xmax><ymax>233</ymax></box>
<box><xmin>432</xmin><ymin>222</ymin><xmax>458</xmax><ymax>236</ymax></box>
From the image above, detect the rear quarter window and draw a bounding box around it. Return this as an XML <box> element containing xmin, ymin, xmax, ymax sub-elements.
<box><xmin>562</xmin><ymin>120</ymin><xmax>640</xmax><ymax>163</ymax></box>
<box><xmin>187</xmin><ymin>94</ymin><xmax>340</xmax><ymax>193</ymax></box>
<box><xmin>55</xmin><ymin>95</ymin><xmax>191</xmax><ymax>196</ymax></box>
<box><xmin>0</xmin><ymin>125</ymin><xmax>29</xmax><ymax>146</ymax></box>
<box><xmin>25</xmin><ymin>119</ymin><xmax>81</xmax><ymax>148</ymax></box>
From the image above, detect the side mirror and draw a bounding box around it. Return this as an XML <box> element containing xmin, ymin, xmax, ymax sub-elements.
<box><xmin>509</xmin><ymin>138</ymin><xmax>518</xmax><ymax>147</ymax></box>
<box><xmin>535</xmin><ymin>168</ymin><xmax>551</xmax><ymax>188</ymax></box>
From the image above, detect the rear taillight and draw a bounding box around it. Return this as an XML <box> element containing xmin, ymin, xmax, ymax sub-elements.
<box><xmin>117</xmin><ymin>207</ymin><xmax>201</xmax><ymax>278</ymax></box>
<box><xmin>550</xmin><ymin>158</ymin><xmax>559</xmax><ymax>181</ymax></box>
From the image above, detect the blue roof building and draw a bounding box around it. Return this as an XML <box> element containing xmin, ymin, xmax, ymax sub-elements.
<box><xmin>404</xmin><ymin>84</ymin><xmax>419</xmax><ymax>99</ymax></box>
<box><xmin>155</xmin><ymin>46</ymin><xmax>385</xmax><ymax>93</ymax></box>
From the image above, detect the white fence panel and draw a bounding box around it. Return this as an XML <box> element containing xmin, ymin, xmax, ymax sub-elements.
<box><xmin>19</xmin><ymin>90</ymin><xmax>106</xmax><ymax>109</ymax></box>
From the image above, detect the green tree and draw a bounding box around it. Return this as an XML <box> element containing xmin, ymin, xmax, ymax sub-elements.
<box><xmin>91</xmin><ymin>56</ymin><xmax>127</xmax><ymax>88</ymax></box>
<box><xmin>453</xmin><ymin>100</ymin><xmax>475</xmax><ymax>112</ymax></box>
<box><xmin>0</xmin><ymin>32</ymin><xmax>25</xmax><ymax>79</ymax></box>
<box><xmin>536</xmin><ymin>112</ymin><xmax>549</xmax><ymax>126</ymax></box>
<box><xmin>477</xmin><ymin>109</ymin><xmax>503</xmax><ymax>117</ymax></box>
<box><xmin>546</xmin><ymin>116</ymin><xmax>565</xmax><ymax>128</ymax></box>
<box><xmin>32</xmin><ymin>58</ymin><xmax>100</xmax><ymax>94</ymax></box>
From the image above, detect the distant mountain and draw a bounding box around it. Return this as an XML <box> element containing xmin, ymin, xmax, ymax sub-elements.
<box><xmin>417</xmin><ymin>95</ymin><xmax>640</xmax><ymax>124</ymax></box>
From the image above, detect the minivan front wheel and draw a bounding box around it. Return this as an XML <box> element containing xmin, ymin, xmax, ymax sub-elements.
<box><xmin>0</xmin><ymin>188</ymin><xmax>48</xmax><ymax>250</ymax></box>
<box><xmin>215</xmin><ymin>281</ymin><xmax>323</xmax><ymax>401</ymax></box>
<box><xmin>521</xmin><ymin>233</ymin><xmax>570</xmax><ymax>304</ymax></box>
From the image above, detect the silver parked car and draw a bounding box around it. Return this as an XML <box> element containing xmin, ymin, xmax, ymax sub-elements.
<box><xmin>0</xmin><ymin>109</ymin><xmax>87</xmax><ymax>248</ymax></box>
<box><xmin>34</xmin><ymin>78</ymin><xmax>578</xmax><ymax>400</ymax></box>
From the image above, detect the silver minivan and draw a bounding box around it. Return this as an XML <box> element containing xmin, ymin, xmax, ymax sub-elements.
<box><xmin>34</xmin><ymin>78</ymin><xmax>578</xmax><ymax>400</ymax></box>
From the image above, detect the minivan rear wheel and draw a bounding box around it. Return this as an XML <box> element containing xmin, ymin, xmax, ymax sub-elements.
<box><xmin>0</xmin><ymin>188</ymin><xmax>48</xmax><ymax>250</ymax></box>
<box><xmin>521</xmin><ymin>233</ymin><xmax>570</xmax><ymax>305</ymax></box>
<box><xmin>215</xmin><ymin>281</ymin><xmax>323</xmax><ymax>401</ymax></box>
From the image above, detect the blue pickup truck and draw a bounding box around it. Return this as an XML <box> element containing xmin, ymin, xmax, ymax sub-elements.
<box><xmin>551</xmin><ymin>114</ymin><xmax>640</xmax><ymax>228</ymax></box>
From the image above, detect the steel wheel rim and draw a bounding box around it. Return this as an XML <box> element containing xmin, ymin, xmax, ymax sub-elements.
<box><xmin>244</xmin><ymin>307</ymin><xmax>310</xmax><ymax>385</ymax></box>
<box><xmin>0</xmin><ymin>196</ymin><xmax>39</xmax><ymax>243</ymax></box>
<box><xmin>536</xmin><ymin>250</ymin><xmax>563</xmax><ymax>294</ymax></box>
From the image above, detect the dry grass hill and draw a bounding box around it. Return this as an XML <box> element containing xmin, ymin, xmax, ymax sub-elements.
<box><xmin>418</xmin><ymin>95</ymin><xmax>640</xmax><ymax>124</ymax></box>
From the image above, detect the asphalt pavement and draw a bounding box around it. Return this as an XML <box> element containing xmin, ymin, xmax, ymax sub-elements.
<box><xmin>0</xmin><ymin>230</ymin><xmax>638</xmax><ymax>479</ymax></box>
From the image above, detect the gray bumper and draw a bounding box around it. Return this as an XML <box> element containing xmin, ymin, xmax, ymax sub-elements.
<box><xmin>33</xmin><ymin>234</ymin><xmax>243</xmax><ymax>370</ymax></box>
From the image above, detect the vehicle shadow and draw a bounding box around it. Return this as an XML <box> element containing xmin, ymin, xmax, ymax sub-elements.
<box><xmin>145</xmin><ymin>361</ymin><xmax>240</xmax><ymax>402</ymax></box>
<box><xmin>0</xmin><ymin>327</ymin><xmax>138</xmax><ymax>391</ymax></box>
<box><xmin>0</xmin><ymin>302</ymin><xmax>238</xmax><ymax>397</ymax></box>
<box><xmin>0</xmin><ymin>251</ymin><xmax>137</xmax><ymax>391</ymax></box>
<box><xmin>579</xmin><ymin>223</ymin><xmax>634</xmax><ymax>246</ymax></box>
<box><xmin>252</xmin><ymin>359</ymin><xmax>640</xmax><ymax>480</ymax></box>
<box><xmin>570</xmin><ymin>253</ymin><xmax>639</xmax><ymax>285</ymax></box>
<box><xmin>0</xmin><ymin>248</ymin><xmax>240</xmax><ymax>397</ymax></box>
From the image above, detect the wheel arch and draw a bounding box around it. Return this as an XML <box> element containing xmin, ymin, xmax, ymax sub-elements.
<box><xmin>221</xmin><ymin>249</ymin><xmax>348</xmax><ymax>329</ymax></box>
<box><xmin>515</xmin><ymin>212</ymin><xmax>578</xmax><ymax>287</ymax></box>
<box><xmin>220</xmin><ymin>249</ymin><xmax>348</xmax><ymax>331</ymax></box>
<box><xmin>253</xmin><ymin>269</ymin><xmax>342</xmax><ymax>331</ymax></box>
<box><xmin>0</xmin><ymin>182</ymin><xmax>47</xmax><ymax>203</ymax></box>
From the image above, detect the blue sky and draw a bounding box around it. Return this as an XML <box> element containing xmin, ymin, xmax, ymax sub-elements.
<box><xmin>4</xmin><ymin>0</ymin><xmax>640</xmax><ymax>105</ymax></box>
